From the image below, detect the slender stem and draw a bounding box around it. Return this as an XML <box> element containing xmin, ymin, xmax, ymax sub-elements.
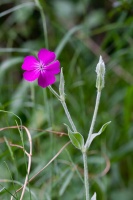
<box><xmin>48</xmin><ymin>86</ymin><xmax>60</xmax><ymax>99</ymax></box>
<box><xmin>0</xmin><ymin>48</ymin><xmax>33</xmax><ymax>53</ymax></box>
<box><xmin>85</xmin><ymin>91</ymin><xmax>101</xmax><ymax>149</ymax></box>
<box><xmin>35</xmin><ymin>0</ymin><xmax>48</xmax><ymax>48</ymax></box>
<box><xmin>83</xmin><ymin>152</ymin><xmax>89</xmax><ymax>200</ymax></box>
<box><xmin>0</xmin><ymin>2</ymin><xmax>35</xmax><ymax>18</ymax></box>
<box><xmin>61</xmin><ymin>100</ymin><xmax>77</xmax><ymax>132</ymax></box>
<box><xmin>48</xmin><ymin>86</ymin><xmax>77</xmax><ymax>132</ymax></box>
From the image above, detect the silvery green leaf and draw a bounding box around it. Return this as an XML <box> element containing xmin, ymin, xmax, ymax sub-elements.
<box><xmin>88</xmin><ymin>121</ymin><xmax>111</xmax><ymax>147</ymax></box>
<box><xmin>59</xmin><ymin>68</ymin><xmax>65</xmax><ymax>100</ymax></box>
<box><xmin>91</xmin><ymin>192</ymin><xmax>97</xmax><ymax>200</ymax></box>
<box><xmin>65</xmin><ymin>124</ymin><xmax>84</xmax><ymax>150</ymax></box>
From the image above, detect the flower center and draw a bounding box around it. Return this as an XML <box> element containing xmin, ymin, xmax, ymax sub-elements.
<box><xmin>35</xmin><ymin>61</ymin><xmax>46</xmax><ymax>72</ymax></box>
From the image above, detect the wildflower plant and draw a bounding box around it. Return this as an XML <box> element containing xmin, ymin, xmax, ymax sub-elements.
<box><xmin>0</xmin><ymin>0</ymin><xmax>111</xmax><ymax>199</ymax></box>
<box><xmin>1</xmin><ymin>0</ymin><xmax>133</xmax><ymax>198</ymax></box>
<box><xmin>21</xmin><ymin>49</ymin><xmax>111</xmax><ymax>200</ymax></box>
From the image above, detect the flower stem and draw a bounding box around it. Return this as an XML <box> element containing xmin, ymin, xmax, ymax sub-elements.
<box><xmin>83</xmin><ymin>151</ymin><xmax>90</xmax><ymax>200</ymax></box>
<box><xmin>48</xmin><ymin>86</ymin><xmax>77</xmax><ymax>132</ymax></box>
<box><xmin>85</xmin><ymin>91</ymin><xmax>101</xmax><ymax>149</ymax></box>
<box><xmin>48</xmin><ymin>86</ymin><xmax>60</xmax><ymax>100</ymax></box>
<box><xmin>61</xmin><ymin>100</ymin><xmax>77</xmax><ymax>132</ymax></box>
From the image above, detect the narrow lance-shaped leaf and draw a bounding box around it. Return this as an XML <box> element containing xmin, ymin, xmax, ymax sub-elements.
<box><xmin>59</xmin><ymin>171</ymin><xmax>74</xmax><ymax>196</ymax></box>
<box><xmin>59</xmin><ymin>68</ymin><xmax>65</xmax><ymax>100</ymax></box>
<box><xmin>91</xmin><ymin>193</ymin><xmax>97</xmax><ymax>200</ymax></box>
<box><xmin>88</xmin><ymin>121</ymin><xmax>111</xmax><ymax>148</ymax></box>
<box><xmin>65</xmin><ymin>124</ymin><xmax>84</xmax><ymax>150</ymax></box>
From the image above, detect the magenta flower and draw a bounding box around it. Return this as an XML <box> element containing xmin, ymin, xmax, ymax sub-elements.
<box><xmin>22</xmin><ymin>48</ymin><xmax>60</xmax><ymax>88</ymax></box>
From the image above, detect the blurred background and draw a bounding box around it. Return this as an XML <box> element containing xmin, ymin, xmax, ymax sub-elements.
<box><xmin>0</xmin><ymin>0</ymin><xmax>133</xmax><ymax>199</ymax></box>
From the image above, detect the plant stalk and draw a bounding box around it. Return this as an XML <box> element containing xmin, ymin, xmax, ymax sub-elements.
<box><xmin>83</xmin><ymin>151</ymin><xmax>90</xmax><ymax>200</ymax></box>
<box><xmin>85</xmin><ymin>91</ymin><xmax>101</xmax><ymax>149</ymax></box>
<box><xmin>48</xmin><ymin>86</ymin><xmax>77</xmax><ymax>132</ymax></box>
<box><xmin>61</xmin><ymin>100</ymin><xmax>77</xmax><ymax>132</ymax></box>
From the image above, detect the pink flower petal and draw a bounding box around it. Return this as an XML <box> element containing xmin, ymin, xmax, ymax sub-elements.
<box><xmin>22</xmin><ymin>56</ymin><xmax>38</xmax><ymax>71</ymax></box>
<box><xmin>23</xmin><ymin>70</ymin><xmax>40</xmax><ymax>82</ymax></box>
<box><xmin>38</xmin><ymin>48</ymin><xmax>56</xmax><ymax>65</ymax></box>
<box><xmin>46</xmin><ymin>60</ymin><xmax>60</xmax><ymax>75</ymax></box>
<box><xmin>38</xmin><ymin>72</ymin><xmax>56</xmax><ymax>88</ymax></box>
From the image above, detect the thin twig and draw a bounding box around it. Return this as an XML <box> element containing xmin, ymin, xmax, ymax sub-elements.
<box><xmin>9</xmin><ymin>143</ymin><xmax>30</xmax><ymax>157</ymax></box>
<box><xmin>19</xmin><ymin>128</ymin><xmax>32</xmax><ymax>200</ymax></box>
<box><xmin>0</xmin><ymin>126</ymin><xmax>32</xmax><ymax>200</ymax></box>
<box><xmin>15</xmin><ymin>141</ymin><xmax>70</xmax><ymax>193</ymax></box>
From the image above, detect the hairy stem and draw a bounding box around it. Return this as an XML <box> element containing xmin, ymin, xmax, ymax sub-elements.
<box><xmin>85</xmin><ymin>91</ymin><xmax>101</xmax><ymax>149</ymax></box>
<box><xmin>83</xmin><ymin>152</ymin><xmax>90</xmax><ymax>200</ymax></box>
<box><xmin>48</xmin><ymin>86</ymin><xmax>60</xmax><ymax>99</ymax></box>
<box><xmin>61</xmin><ymin>100</ymin><xmax>77</xmax><ymax>132</ymax></box>
<box><xmin>48</xmin><ymin>86</ymin><xmax>77</xmax><ymax>132</ymax></box>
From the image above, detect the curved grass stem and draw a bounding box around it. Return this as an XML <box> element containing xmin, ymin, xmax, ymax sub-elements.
<box><xmin>34</xmin><ymin>0</ymin><xmax>48</xmax><ymax>48</ymax></box>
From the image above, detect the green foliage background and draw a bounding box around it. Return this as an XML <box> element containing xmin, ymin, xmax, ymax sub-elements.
<box><xmin>0</xmin><ymin>0</ymin><xmax>133</xmax><ymax>199</ymax></box>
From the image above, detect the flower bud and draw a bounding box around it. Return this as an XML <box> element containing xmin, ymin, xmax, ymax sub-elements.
<box><xmin>59</xmin><ymin>68</ymin><xmax>65</xmax><ymax>101</ymax></box>
<box><xmin>96</xmin><ymin>56</ymin><xmax>105</xmax><ymax>91</ymax></box>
